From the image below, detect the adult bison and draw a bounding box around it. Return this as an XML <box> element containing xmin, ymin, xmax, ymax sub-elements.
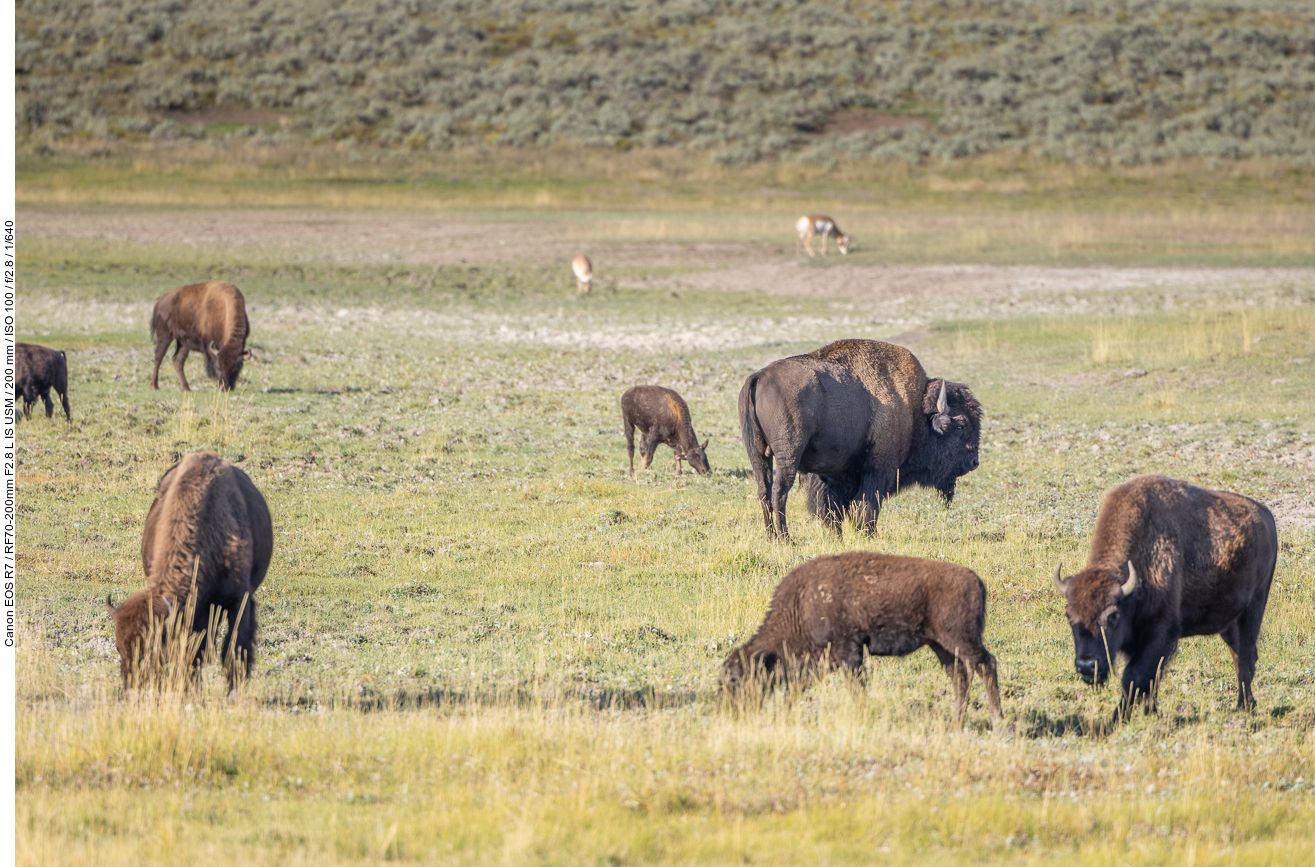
<box><xmin>106</xmin><ymin>451</ymin><xmax>273</xmax><ymax>690</ymax></box>
<box><xmin>151</xmin><ymin>281</ymin><xmax>251</xmax><ymax>391</ymax></box>
<box><xmin>1053</xmin><ymin>475</ymin><xmax>1277</xmax><ymax>720</ymax></box>
<box><xmin>14</xmin><ymin>342</ymin><xmax>71</xmax><ymax>422</ymax></box>
<box><xmin>721</xmin><ymin>552</ymin><xmax>1003</xmax><ymax>729</ymax></box>
<box><xmin>739</xmin><ymin>339</ymin><xmax>982</xmax><ymax>539</ymax></box>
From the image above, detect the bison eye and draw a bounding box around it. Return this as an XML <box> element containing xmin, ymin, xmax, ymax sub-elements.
<box><xmin>1105</xmin><ymin>611</ymin><xmax>1120</xmax><ymax>627</ymax></box>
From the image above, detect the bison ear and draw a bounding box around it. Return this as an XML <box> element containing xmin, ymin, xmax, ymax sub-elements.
<box><xmin>1121</xmin><ymin>561</ymin><xmax>1138</xmax><ymax>597</ymax></box>
<box><xmin>701</xmin><ymin>438</ymin><xmax>709</xmax><ymax>451</ymax></box>
<box><xmin>932</xmin><ymin>413</ymin><xmax>951</xmax><ymax>435</ymax></box>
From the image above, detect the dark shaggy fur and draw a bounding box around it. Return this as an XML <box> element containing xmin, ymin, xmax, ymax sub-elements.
<box><xmin>621</xmin><ymin>385</ymin><xmax>710</xmax><ymax>476</ymax></box>
<box><xmin>1054</xmin><ymin>475</ymin><xmax>1278</xmax><ymax>720</ymax></box>
<box><xmin>106</xmin><ymin>451</ymin><xmax>273</xmax><ymax>689</ymax></box>
<box><xmin>722</xmin><ymin>552</ymin><xmax>1003</xmax><ymax>729</ymax></box>
<box><xmin>14</xmin><ymin>342</ymin><xmax>71</xmax><ymax>422</ymax></box>
<box><xmin>150</xmin><ymin>281</ymin><xmax>251</xmax><ymax>392</ymax></box>
<box><xmin>739</xmin><ymin>339</ymin><xmax>982</xmax><ymax>540</ymax></box>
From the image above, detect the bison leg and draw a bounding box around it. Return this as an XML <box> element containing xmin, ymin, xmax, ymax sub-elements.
<box><xmin>58</xmin><ymin>387</ymin><xmax>71</xmax><ymax>421</ymax></box>
<box><xmin>172</xmin><ymin>345</ymin><xmax>192</xmax><ymax>392</ymax></box>
<box><xmin>223</xmin><ymin>599</ymin><xmax>258</xmax><ymax>691</ymax></box>
<box><xmin>1220</xmin><ymin>588</ymin><xmax>1268</xmax><ymax>712</ymax></box>
<box><xmin>746</xmin><ymin>447</ymin><xmax>775</xmax><ymax>537</ymax></box>
<box><xmin>769</xmin><ymin>460</ymin><xmax>798</xmax><ymax>541</ymax></box>
<box><xmin>1118</xmin><ymin>633</ymin><xmax>1178</xmax><ymax>720</ymax></box>
<box><xmin>151</xmin><ymin>335</ymin><xmax>172</xmax><ymax>390</ymax></box>
<box><xmin>624</xmin><ymin>418</ymin><xmax>637</xmax><ymax>477</ymax></box>
<box><xmin>39</xmin><ymin>386</ymin><xmax>55</xmax><ymax>418</ymax></box>
<box><xmin>639</xmin><ymin>429</ymin><xmax>661</xmax><ymax>472</ymax></box>
<box><xmin>929</xmin><ymin>642</ymin><xmax>975</xmax><ymax>730</ymax></box>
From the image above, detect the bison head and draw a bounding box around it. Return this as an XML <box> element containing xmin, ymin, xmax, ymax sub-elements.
<box><xmin>681</xmin><ymin>438</ymin><xmax>712</xmax><ymax>476</ymax></box>
<box><xmin>105</xmin><ymin>591</ymin><xmax>174</xmax><ymax>688</ymax></box>
<box><xmin>205</xmin><ymin>342</ymin><xmax>249</xmax><ymax>391</ymax></box>
<box><xmin>720</xmin><ymin>646</ymin><xmax>780</xmax><ymax>693</ymax></box>
<box><xmin>909</xmin><ymin>379</ymin><xmax>982</xmax><ymax>503</ymax></box>
<box><xmin>1053</xmin><ymin>561</ymin><xmax>1139</xmax><ymax>686</ymax></box>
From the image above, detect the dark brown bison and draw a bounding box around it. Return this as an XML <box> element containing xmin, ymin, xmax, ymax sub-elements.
<box><xmin>1053</xmin><ymin>475</ymin><xmax>1278</xmax><ymax>719</ymax></box>
<box><xmin>105</xmin><ymin>451</ymin><xmax>273</xmax><ymax>689</ymax></box>
<box><xmin>14</xmin><ymin>342</ymin><xmax>70</xmax><ymax>422</ymax></box>
<box><xmin>621</xmin><ymin>385</ymin><xmax>710</xmax><ymax>476</ymax></box>
<box><xmin>722</xmin><ymin>552</ymin><xmax>1003</xmax><ymax>729</ymax></box>
<box><xmin>740</xmin><ymin>339</ymin><xmax>982</xmax><ymax>539</ymax></box>
<box><xmin>151</xmin><ymin>281</ymin><xmax>251</xmax><ymax>392</ymax></box>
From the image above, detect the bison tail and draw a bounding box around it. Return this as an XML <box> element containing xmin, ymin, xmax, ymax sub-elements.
<box><xmin>741</xmin><ymin>374</ymin><xmax>767</xmax><ymax>455</ymax></box>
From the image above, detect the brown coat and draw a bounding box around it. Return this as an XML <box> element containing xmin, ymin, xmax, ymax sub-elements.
<box><xmin>621</xmin><ymin>385</ymin><xmax>710</xmax><ymax>476</ymax></box>
<box><xmin>107</xmin><ymin>451</ymin><xmax>273</xmax><ymax>688</ymax></box>
<box><xmin>1055</xmin><ymin>475</ymin><xmax>1277</xmax><ymax>718</ymax></box>
<box><xmin>151</xmin><ymin>281</ymin><xmax>251</xmax><ymax>391</ymax></box>
<box><xmin>14</xmin><ymin>342</ymin><xmax>70</xmax><ymax>421</ymax></box>
<box><xmin>723</xmin><ymin>552</ymin><xmax>1002</xmax><ymax>729</ymax></box>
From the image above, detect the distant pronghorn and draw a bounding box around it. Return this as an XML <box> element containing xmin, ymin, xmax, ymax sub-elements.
<box><xmin>572</xmin><ymin>254</ymin><xmax>593</xmax><ymax>294</ymax></box>
<box><xmin>796</xmin><ymin>215</ymin><xmax>849</xmax><ymax>257</ymax></box>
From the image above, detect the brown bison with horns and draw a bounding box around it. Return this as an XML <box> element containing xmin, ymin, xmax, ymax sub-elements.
<box><xmin>106</xmin><ymin>451</ymin><xmax>273</xmax><ymax>689</ymax></box>
<box><xmin>740</xmin><ymin>339</ymin><xmax>982</xmax><ymax>539</ymax></box>
<box><xmin>722</xmin><ymin>552</ymin><xmax>1003</xmax><ymax>729</ymax></box>
<box><xmin>1054</xmin><ymin>475</ymin><xmax>1277</xmax><ymax>720</ymax></box>
<box><xmin>151</xmin><ymin>281</ymin><xmax>251</xmax><ymax>391</ymax></box>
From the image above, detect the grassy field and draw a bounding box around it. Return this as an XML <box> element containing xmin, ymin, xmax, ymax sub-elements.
<box><xmin>14</xmin><ymin>185</ymin><xmax>1315</xmax><ymax>863</ymax></box>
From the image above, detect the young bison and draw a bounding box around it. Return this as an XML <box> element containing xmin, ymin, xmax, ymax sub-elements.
<box><xmin>621</xmin><ymin>385</ymin><xmax>710</xmax><ymax>477</ymax></box>
<box><xmin>722</xmin><ymin>552</ymin><xmax>1003</xmax><ymax>729</ymax></box>
<box><xmin>15</xmin><ymin>342</ymin><xmax>71</xmax><ymax>422</ymax></box>
<box><xmin>105</xmin><ymin>451</ymin><xmax>273</xmax><ymax>690</ymax></box>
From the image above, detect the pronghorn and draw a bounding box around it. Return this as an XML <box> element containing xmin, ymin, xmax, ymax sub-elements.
<box><xmin>571</xmin><ymin>254</ymin><xmax>593</xmax><ymax>294</ymax></box>
<box><xmin>796</xmin><ymin>215</ymin><xmax>849</xmax><ymax>257</ymax></box>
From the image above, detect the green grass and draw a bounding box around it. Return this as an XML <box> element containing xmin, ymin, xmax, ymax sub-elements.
<box><xmin>15</xmin><ymin>208</ymin><xmax>1315</xmax><ymax>864</ymax></box>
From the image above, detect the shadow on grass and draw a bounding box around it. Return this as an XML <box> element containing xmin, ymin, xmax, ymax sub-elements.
<box><xmin>261</xmin><ymin>684</ymin><xmax>705</xmax><ymax>713</ymax></box>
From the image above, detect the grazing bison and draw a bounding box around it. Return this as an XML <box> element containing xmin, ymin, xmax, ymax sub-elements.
<box><xmin>572</xmin><ymin>254</ymin><xmax>593</xmax><ymax>295</ymax></box>
<box><xmin>621</xmin><ymin>385</ymin><xmax>710</xmax><ymax>476</ymax></box>
<box><xmin>106</xmin><ymin>451</ymin><xmax>273</xmax><ymax>689</ymax></box>
<box><xmin>14</xmin><ymin>342</ymin><xmax>71</xmax><ymax>422</ymax></box>
<box><xmin>1053</xmin><ymin>475</ymin><xmax>1278</xmax><ymax>719</ymax></box>
<box><xmin>740</xmin><ymin>339</ymin><xmax>981</xmax><ymax>540</ymax></box>
<box><xmin>150</xmin><ymin>281</ymin><xmax>251</xmax><ymax>392</ymax></box>
<box><xmin>722</xmin><ymin>552</ymin><xmax>1003</xmax><ymax>729</ymax></box>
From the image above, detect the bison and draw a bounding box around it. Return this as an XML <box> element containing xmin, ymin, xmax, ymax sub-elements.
<box><xmin>1053</xmin><ymin>475</ymin><xmax>1278</xmax><ymax>720</ymax></box>
<box><xmin>740</xmin><ymin>339</ymin><xmax>982</xmax><ymax>540</ymax></box>
<box><xmin>722</xmin><ymin>552</ymin><xmax>1003</xmax><ymax>729</ymax></box>
<box><xmin>106</xmin><ymin>451</ymin><xmax>273</xmax><ymax>690</ymax></box>
<box><xmin>14</xmin><ymin>342</ymin><xmax>71</xmax><ymax>422</ymax></box>
<box><xmin>151</xmin><ymin>281</ymin><xmax>251</xmax><ymax>392</ymax></box>
<box><xmin>621</xmin><ymin>385</ymin><xmax>710</xmax><ymax>476</ymax></box>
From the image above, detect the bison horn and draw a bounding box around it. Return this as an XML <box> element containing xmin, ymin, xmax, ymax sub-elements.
<box><xmin>208</xmin><ymin>341</ymin><xmax>220</xmax><ymax>355</ymax></box>
<box><xmin>1052</xmin><ymin>563</ymin><xmax>1067</xmax><ymax>593</ymax></box>
<box><xmin>162</xmin><ymin>597</ymin><xmax>176</xmax><ymax>616</ymax></box>
<box><xmin>1121</xmin><ymin>561</ymin><xmax>1138</xmax><ymax>597</ymax></box>
<box><xmin>936</xmin><ymin>379</ymin><xmax>948</xmax><ymax>415</ymax></box>
<box><xmin>104</xmin><ymin>594</ymin><xmax>117</xmax><ymax>614</ymax></box>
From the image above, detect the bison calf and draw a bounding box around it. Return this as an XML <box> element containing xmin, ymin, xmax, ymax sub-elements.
<box><xmin>722</xmin><ymin>552</ymin><xmax>1003</xmax><ymax>729</ymax></box>
<box><xmin>106</xmin><ymin>451</ymin><xmax>273</xmax><ymax>690</ymax></box>
<box><xmin>621</xmin><ymin>385</ymin><xmax>710</xmax><ymax>477</ymax></box>
<box><xmin>151</xmin><ymin>281</ymin><xmax>251</xmax><ymax>392</ymax></box>
<box><xmin>1054</xmin><ymin>475</ymin><xmax>1277</xmax><ymax>720</ymax></box>
<box><xmin>15</xmin><ymin>342</ymin><xmax>71</xmax><ymax>422</ymax></box>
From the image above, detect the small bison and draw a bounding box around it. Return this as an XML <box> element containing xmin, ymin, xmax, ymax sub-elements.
<box><xmin>572</xmin><ymin>254</ymin><xmax>593</xmax><ymax>295</ymax></box>
<box><xmin>740</xmin><ymin>339</ymin><xmax>982</xmax><ymax>539</ymax></box>
<box><xmin>106</xmin><ymin>451</ymin><xmax>273</xmax><ymax>690</ymax></box>
<box><xmin>621</xmin><ymin>385</ymin><xmax>710</xmax><ymax>477</ymax></box>
<box><xmin>1054</xmin><ymin>475</ymin><xmax>1278</xmax><ymax>719</ymax></box>
<box><xmin>14</xmin><ymin>342</ymin><xmax>71</xmax><ymax>422</ymax></box>
<box><xmin>796</xmin><ymin>214</ymin><xmax>849</xmax><ymax>257</ymax></box>
<box><xmin>722</xmin><ymin>552</ymin><xmax>1003</xmax><ymax>729</ymax></box>
<box><xmin>151</xmin><ymin>281</ymin><xmax>251</xmax><ymax>392</ymax></box>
